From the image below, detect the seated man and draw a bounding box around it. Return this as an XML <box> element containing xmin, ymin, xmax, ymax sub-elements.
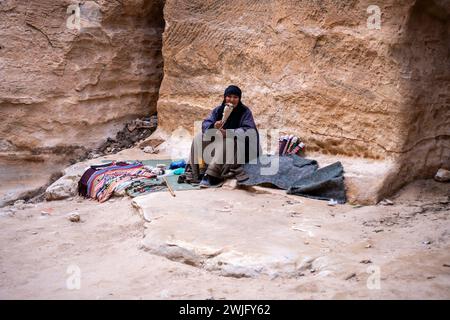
<box><xmin>186</xmin><ymin>85</ymin><xmax>261</xmax><ymax>187</ymax></box>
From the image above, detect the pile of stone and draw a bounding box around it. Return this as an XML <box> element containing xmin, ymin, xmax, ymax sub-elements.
<box><xmin>94</xmin><ymin>115</ymin><xmax>158</xmax><ymax>157</ymax></box>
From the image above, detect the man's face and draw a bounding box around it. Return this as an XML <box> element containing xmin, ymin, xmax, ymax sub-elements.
<box><xmin>225</xmin><ymin>94</ymin><xmax>240</xmax><ymax>107</ymax></box>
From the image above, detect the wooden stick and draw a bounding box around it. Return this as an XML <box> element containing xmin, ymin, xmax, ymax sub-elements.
<box><xmin>163</xmin><ymin>176</ymin><xmax>176</xmax><ymax>197</ymax></box>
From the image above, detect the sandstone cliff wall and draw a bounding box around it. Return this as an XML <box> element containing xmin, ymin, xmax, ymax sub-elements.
<box><xmin>1</xmin><ymin>0</ymin><xmax>448</xmax><ymax>205</ymax></box>
<box><xmin>157</xmin><ymin>0</ymin><xmax>449</xmax><ymax>198</ymax></box>
<box><xmin>0</xmin><ymin>0</ymin><xmax>164</xmax><ymax>205</ymax></box>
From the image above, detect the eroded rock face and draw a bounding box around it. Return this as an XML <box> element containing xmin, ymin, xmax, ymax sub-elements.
<box><xmin>157</xmin><ymin>0</ymin><xmax>449</xmax><ymax>199</ymax></box>
<box><xmin>0</xmin><ymin>0</ymin><xmax>164</xmax><ymax>205</ymax></box>
<box><xmin>1</xmin><ymin>0</ymin><xmax>448</xmax><ymax>206</ymax></box>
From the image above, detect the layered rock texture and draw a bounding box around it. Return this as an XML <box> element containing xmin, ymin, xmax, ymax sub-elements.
<box><xmin>157</xmin><ymin>0</ymin><xmax>449</xmax><ymax>201</ymax></box>
<box><xmin>0</xmin><ymin>0</ymin><xmax>164</xmax><ymax>205</ymax></box>
<box><xmin>1</xmin><ymin>0</ymin><xmax>449</xmax><ymax>205</ymax></box>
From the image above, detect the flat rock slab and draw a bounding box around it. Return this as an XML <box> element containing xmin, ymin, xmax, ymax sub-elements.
<box><xmin>133</xmin><ymin>189</ymin><xmax>341</xmax><ymax>278</ymax></box>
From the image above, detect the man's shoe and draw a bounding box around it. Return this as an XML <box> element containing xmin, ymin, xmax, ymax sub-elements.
<box><xmin>199</xmin><ymin>176</ymin><xmax>211</xmax><ymax>188</ymax></box>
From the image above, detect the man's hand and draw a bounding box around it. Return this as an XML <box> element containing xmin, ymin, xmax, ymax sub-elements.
<box><xmin>213</xmin><ymin>120</ymin><xmax>223</xmax><ymax>129</ymax></box>
<box><xmin>219</xmin><ymin>128</ymin><xmax>226</xmax><ymax>137</ymax></box>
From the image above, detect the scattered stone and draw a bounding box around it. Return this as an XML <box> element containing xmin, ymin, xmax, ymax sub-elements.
<box><xmin>13</xmin><ymin>200</ymin><xmax>27</xmax><ymax>210</ymax></box>
<box><xmin>328</xmin><ymin>199</ymin><xmax>338</xmax><ymax>206</ymax></box>
<box><xmin>291</xmin><ymin>226</ymin><xmax>314</xmax><ymax>237</ymax></box>
<box><xmin>379</xmin><ymin>199</ymin><xmax>394</xmax><ymax>206</ymax></box>
<box><xmin>68</xmin><ymin>213</ymin><xmax>81</xmax><ymax>223</ymax></box>
<box><xmin>143</xmin><ymin>146</ymin><xmax>157</xmax><ymax>154</ymax></box>
<box><xmin>127</xmin><ymin>123</ymin><xmax>137</xmax><ymax>132</ymax></box>
<box><xmin>422</xmin><ymin>240</ymin><xmax>432</xmax><ymax>245</ymax></box>
<box><xmin>139</xmin><ymin>138</ymin><xmax>165</xmax><ymax>150</ymax></box>
<box><xmin>134</xmin><ymin>118</ymin><xmax>156</xmax><ymax>129</ymax></box>
<box><xmin>345</xmin><ymin>273</ymin><xmax>357</xmax><ymax>280</ymax></box>
<box><xmin>360</xmin><ymin>259</ymin><xmax>372</xmax><ymax>264</ymax></box>
<box><xmin>373</xmin><ymin>229</ymin><xmax>384</xmax><ymax>233</ymax></box>
<box><xmin>0</xmin><ymin>210</ymin><xmax>12</xmax><ymax>217</ymax></box>
<box><xmin>87</xmin><ymin>152</ymin><xmax>101</xmax><ymax>159</ymax></box>
<box><xmin>434</xmin><ymin>168</ymin><xmax>450</xmax><ymax>182</ymax></box>
<box><xmin>97</xmin><ymin>116</ymin><xmax>157</xmax><ymax>155</ymax></box>
<box><xmin>216</xmin><ymin>206</ymin><xmax>232</xmax><ymax>213</ymax></box>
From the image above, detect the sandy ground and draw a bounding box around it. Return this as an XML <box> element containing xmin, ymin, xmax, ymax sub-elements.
<box><xmin>0</xmin><ymin>178</ymin><xmax>449</xmax><ymax>300</ymax></box>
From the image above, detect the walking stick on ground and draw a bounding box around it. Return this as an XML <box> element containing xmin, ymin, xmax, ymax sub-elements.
<box><xmin>163</xmin><ymin>176</ymin><xmax>176</xmax><ymax>197</ymax></box>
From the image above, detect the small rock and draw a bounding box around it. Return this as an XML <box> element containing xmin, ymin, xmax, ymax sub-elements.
<box><xmin>365</xmin><ymin>244</ymin><xmax>372</xmax><ymax>248</ymax></box>
<box><xmin>216</xmin><ymin>206</ymin><xmax>232</xmax><ymax>213</ymax></box>
<box><xmin>442</xmin><ymin>264</ymin><xmax>450</xmax><ymax>268</ymax></box>
<box><xmin>360</xmin><ymin>259</ymin><xmax>372</xmax><ymax>264</ymax></box>
<box><xmin>373</xmin><ymin>229</ymin><xmax>384</xmax><ymax>233</ymax></box>
<box><xmin>13</xmin><ymin>200</ymin><xmax>27</xmax><ymax>210</ymax></box>
<box><xmin>379</xmin><ymin>199</ymin><xmax>394</xmax><ymax>206</ymax></box>
<box><xmin>422</xmin><ymin>240</ymin><xmax>432</xmax><ymax>245</ymax></box>
<box><xmin>143</xmin><ymin>146</ymin><xmax>157</xmax><ymax>154</ymax></box>
<box><xmin>345</xmin><ymin>273</ymin><xmax>357</xmax><ymax>280</ymax></box>
<box><xmin>127</xmin><ymin>123</ymin><xmax>137</xmax><ymax>132</ymax></box>
<box><xmin>45</xmin><ymin>176</ymin><xmax>78</xmax><ymax>201</ymax></box>
<box><xmin>88</xmin><ymin>152</ymin><xmax>101</xmax><ymax>159</ymax></box>
<box><xmin>434</xmin><ymin>168</ymin><xmax>450</xmax><ymax>182</ymax></box>
<box><xmin>328</xmin><ymin>199</ymin><xmax>338</xmax><ymax>206</ymax></box>
<box><xmin>68</xmin><ymin>213</ymin><xmax>81</xmax><ymax>223</ymax></box>
<box><xmin>0</xmin><ymin>210</ymin><xmax>14</xmax><ymax>217</ymax></box>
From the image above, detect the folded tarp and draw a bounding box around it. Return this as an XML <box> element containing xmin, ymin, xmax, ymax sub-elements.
<box><xmin>238</xmin><ymin>155</ymin><xmax>346</xmax><ymax>203</ymax></box>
